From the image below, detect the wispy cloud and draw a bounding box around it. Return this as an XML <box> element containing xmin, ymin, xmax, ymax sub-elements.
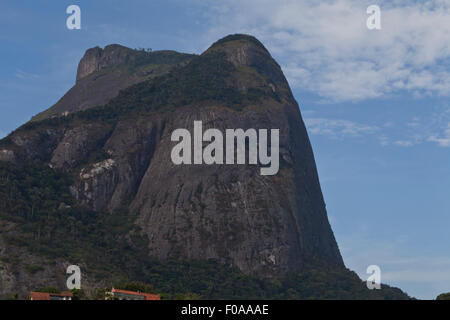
<box><xmin>393</xmin><ymin>108</ymin><xmax>450</xmax><ymax>148</ymax></box>
<box><xmin>305</xmin><ymin>105</ymin><xmax>450</xmax><ymax>147</ymax></box>
<box><xmin>393</xmin><ymin>140</ymin><xmax>415</xmax><ymax>147</ymax></box>
<box><xmin>14</xmin><ymin>69</ymin><xmax>40</xmax><ymax>80</ymax></box>
<box><xmin>201</xmin><ymin>0</ymin><xmax>450</xmax><ymax>102</ymax></box>
<box><xmin>304</xmin><ymin>117</ymin><xmax>379</xmax><ymax>139</ymax></box>
<box><xmin>428</xmin><ymin>123</ymin><xmax>450</xmax><ymax>147</ymax></box>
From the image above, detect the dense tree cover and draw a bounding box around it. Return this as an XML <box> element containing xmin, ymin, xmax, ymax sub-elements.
<box><xmin>125</xmin><ymin>50</ymin><xmax>194</xmax><ymax>74</ymax></box>
<box><xmin>34</xmin><ymin>287</ymin><xmax>60</xmax><ymax>294</ymax></box>
<box><xmin>0</xmin><ymin>160</ymin><xmax>411</xmax><ymax>300</ymax></box>
<box><xmin>436</xmin><ymin>292</ymin><xmax>450</xmax><ymax>300</ymax></box>
<box><xmin>0</xmin><ymin>162</ymin><xmax>73</xmax><ymax>220</ymax></box>
<box><xmin>82</xmin><ymin>259</ymin><xmax>412</xmax><ymax>300</ymax></box>
<box><xmin>111</xmin><ymin>259</ymin><xmax>410</xmax><ymax>300</ymax></box>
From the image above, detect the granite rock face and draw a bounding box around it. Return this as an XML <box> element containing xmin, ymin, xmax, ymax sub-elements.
<box><xmin>0</xmin><ymin>35</ymin><xmax>344</xmax><ymax>279</ymax></box>
<box><xmin>76</xmin><ymin>46</ymin><xmax>104</xmax><ymax>82</ymax></box>
<box><xmin>127</xmin><ymin>105</ymin><xmax>344</xmax><ymax>276</ymax></box>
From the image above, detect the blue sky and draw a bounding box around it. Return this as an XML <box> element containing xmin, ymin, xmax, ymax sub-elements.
<box><xmin>1</xmin><ymin>0</ymin><xmax>449</xmax><ymax>299</ymax></box>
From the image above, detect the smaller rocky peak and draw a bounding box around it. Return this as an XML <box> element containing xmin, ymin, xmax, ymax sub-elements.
<box><xmin>76</xmin><ymin>46</ymin><xmax>103</xmax><ymax>82</ymax></box>
<box><xmin>76</xmin><ymin>44</ymin><xmax>136</xmax><ymax>82</ymax></box>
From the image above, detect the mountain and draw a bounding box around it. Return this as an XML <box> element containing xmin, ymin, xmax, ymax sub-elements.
<box><xmin>31</xmin><ymin>45</ymin><xmax>194</xmax><ymax>122</ymax></box>
<box><xmin>0</xmin><ymin>34</ymin><xmax>410</xmax><ymax>299</ymax></box>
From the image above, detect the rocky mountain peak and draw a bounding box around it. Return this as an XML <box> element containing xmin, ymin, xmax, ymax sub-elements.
<box><xmin>76</xmin><ymin>44</ymin><xmax>136</xmax><ymax>82</ymax></box>
<box><xmin>209</xmin><ymin>34</ymin><xmax>270</xmax><ymax>54</ymax></box>
<box><xmin>207</xmin><ymin>34</ymin><xmax>270</xmax><ymax>64</ymax></box>
<box><xmin>206</xmin><ymin>34</ymin><xmax>288</xmax><ymax>87</ymax></box>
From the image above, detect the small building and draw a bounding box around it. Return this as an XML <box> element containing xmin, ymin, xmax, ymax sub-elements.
<box><xmin>106</xmin><ymin>288</ymin><xmax>160</xmax><ymax>300</ymax></box>
<box><xmin>30</xmin><ymin>291</ymin><xmax>73</xmax><ymax>300</ymax></box>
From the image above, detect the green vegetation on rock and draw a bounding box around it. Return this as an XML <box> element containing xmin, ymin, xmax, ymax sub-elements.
<box><xmin>437</xmin><ymin>292</ymin><xmax>450</xmax><ymax>300</ymax></box>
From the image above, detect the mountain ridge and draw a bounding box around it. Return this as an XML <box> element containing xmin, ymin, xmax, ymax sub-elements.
<box><xmin>31</xmin><ymin>46</ymin><xmax>195</xmax><ymax>122</ymax></box>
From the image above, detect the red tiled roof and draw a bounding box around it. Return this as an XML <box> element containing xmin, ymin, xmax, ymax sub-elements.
<box><xmin>30</xmin><ymin>292</ymin><xmax>51</xmax><ymax>300</ymax></box>
<box><xmin>111</xmin><ymin>288</ymin><xmax>140</xmax><ymax>295</ymax></box>
<box><xmin>111</xmin><ymin>288</ymin><xmax>160</xmax><ymax>300</ymax></box>
<box><xmin>59</xmin><ymin>291</ymin><xmax>74</xmax><ymax>297</ymax></box>
<box><xmin>141</xmin><ymin>293</ymin><xmax>161</xmax><ymax>300</ymax></box>
<box><xmin>30</xmin><ymin>291</ymin><xmax>73</xmax><ymax>300</ymax></box>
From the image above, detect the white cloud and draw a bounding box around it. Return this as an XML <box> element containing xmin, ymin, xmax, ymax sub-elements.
<box><xmin>304</xmin><ymin>117</ymin><xmax>379</xmax><ymax>138</ymax></box>
<box><xmin>428</xmin><ymin>122</ymin><xmax>450</xmax><ymax>147</ymax></box>
<box><xmin>15</xmin><ymin>69</ymin><xmax>39</xmax><ymax>80</ymax></box>
<box><xmin>201</xmin><ymin>0</ymin><xmax>450</xmax><ymax>102</ymax></box>
<box><xmin>304</xmin><ymin>106</ymin><xmax>450</xmax><ymax>147</ymax></box>
<box><xmin>394</xmin><ymin>140</ymin><xmax>415</xmax><ymax>147</ymax></box>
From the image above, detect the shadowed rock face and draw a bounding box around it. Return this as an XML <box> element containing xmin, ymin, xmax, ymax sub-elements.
<box><xmin>0</xmin><ymin>34</ymin><xmax>344</xmax><ymax>278</ymax></box>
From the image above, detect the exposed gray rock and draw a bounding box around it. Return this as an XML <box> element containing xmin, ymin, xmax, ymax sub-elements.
<box><xmin>71</xmin><ymin>158</ymin><xmax>118</xmax><ymax>211</ymax></box>
<box><xmin>9</xmin><ymin>128</ymin><xmax>64</xmax><ymax>161</ymax></box>
<box><xmin>76</xmin><ymin>46</ymin><xmax>103</xmax><ymax>82</ymax></box>
<box><xmin>50</xmin><ymin>124</ymin><xmax>112</xmax><ymax>169</ymax></box>
<box><xmin>126</xmin><ymin>103</ymin><xmax>343</xmax><ymax>276</ymax></box>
